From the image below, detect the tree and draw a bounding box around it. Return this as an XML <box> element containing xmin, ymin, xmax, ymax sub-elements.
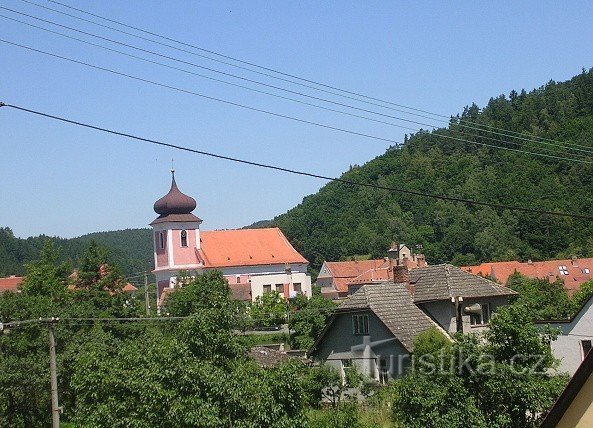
<box><xmin>571</xmin><ymin>279</ymin><xmax>593</xmax><ymax>310</ymax></box>
<box><xmin>250</xmin><ymin>290</ymin><xmax>286</xmax><ymax>328</ymax></box>
<box><xmin>288</xmin><ymin>286</ymin><xmax>337</xmax><ymax>349</ymax></box>
<box><xmin>506</xmin><ymin>273</ymin><xmax>573</xmax><ymax>320</ymax></box>
<box><xmin>20</xmin><ymin>240</ymin><xmax>70</xmax><ymax>297</ymax></box>
<box><xmin>391</xmin><ymin>305</ymin><xmax>568</xmax><ymax>428</ymax></box>
<box><xmin>71</xmin><ymin>273</ymin><xmax>309</xmax><ymax>427</ymax></box>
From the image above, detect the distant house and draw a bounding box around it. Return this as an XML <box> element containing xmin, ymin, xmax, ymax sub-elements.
<box><xmin>541</xmin><ymin>346</ymin><xmax>593</xmax><ymax>427</ymax></box>
<box><xmin>151</xmin><ymin>172</ymin><xmax>311</xmax><ymax>307</ymax></box>
<box><xmin>310</xmin><ymin>263</ymin><xmax>516</xmax><ymax>381</ymax></box>
<box><xmin>0</xmin><ymin>275</ymin><xmax>24</xmax><ymax>293</ymax></box>
<box><xmin>317</xmin><ymin>243</ymin><xmax>426</xmax><ymax>299</ymax></box>
<box><xmin>462</xmin><ymin>257</ymin><xmax>593</xmax><ymax>296</ymax></box>
<box><xmin>536</xmin><ymin>294</ymin><xmax>593</xmax><ymax>376</ymax></box>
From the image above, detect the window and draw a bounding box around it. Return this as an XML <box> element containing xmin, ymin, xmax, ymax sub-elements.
<box><xmin>341</xmin><ymin>359</ymin><xmax>352</xmax><ymax>368</ymax></box>
<box><xmin>559</xmin><ymin>265</ymin><xmax>569</xmax><ymax>275</ymax></box>
<box><xmin>583</xmin><ymin>268</ymin><xmax>590</xmax><ymax>274</ymax></box>
<box><xmin>180</xmin><ymin>230</ymin><xmax>188</xmax><ymax>247</ymax></box>
<box><xmin>159</xmin><ymin>232</ymin><xmax>165</xmax><ymax>249</ymax></box>
<box><xmin>353</xmin><ymin>314</ymin><xmax>369</xmax><ymax>335</ymax></box>
<box><xmin>469</xmin><ymin>303</ymin><xmax>491</xmax><ymax>326</ymax></box>
<box><xmin>581</xmin><ymin>340</ymin><xmax>592</xmax><ymax>360</ymax></box>
<box><xmin>275</xmin><ymin>283</ymin><xmax>284</xmax><ymax>291</ymax></box>
<box><xmin>293</xmin><ymin>282</ymin><xmax>302</xmax><ymax>293</ymax></box>
<box><xmin>263</xmin><ymin>284</ymin><xmax>272</xmax><ymax>294</ymax></box>
<box><xmin>236</xmin><ymin>275</ymin><xmax>241</xmax><ymax>284</ymax></box>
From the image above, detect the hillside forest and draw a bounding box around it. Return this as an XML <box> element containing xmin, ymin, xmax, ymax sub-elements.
<box><xmin>2</xmin><ymin>69</ymin><xmax>593</xmax><ymax>278</ymax></box>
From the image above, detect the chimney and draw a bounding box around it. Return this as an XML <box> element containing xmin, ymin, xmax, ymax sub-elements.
<box><xmin>527</xmin><ymin>259</ymin><xmax>533</xmax><ymax>265</ymax></box>
<box><xmin>393</xmin><ymin>262</ymin><xmax>413</xmax><ymax>296</ymax></box>
<box><xmin>571</xmin><ymin>256</ymin><xmax>578</xmax><ymax>267</ymax></box>
<box><xmin>416</xmin><ymin>254</ymin><xmax>426</xmax><ymax>268</ymax></box>
<box><xmin>387</xmin><ymin>242</ymin><xmax>400</xmax><ymax>261</ymax></box>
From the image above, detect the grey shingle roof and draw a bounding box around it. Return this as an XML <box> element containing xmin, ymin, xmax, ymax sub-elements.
<box><xmin>338</xmin><ymin>282</ymin><xmax>444</xmax><ymax>351</ymax></box>
<box><xmin>410</xmin><ymin>264</ymin><xmax>517</xmax><ymax>303</ymax></box>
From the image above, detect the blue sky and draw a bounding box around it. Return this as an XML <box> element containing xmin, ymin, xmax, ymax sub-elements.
<box><xmin>1</xmin><ymin>0</ymin><xmax>593</xmax><ymax>238</ymax></box>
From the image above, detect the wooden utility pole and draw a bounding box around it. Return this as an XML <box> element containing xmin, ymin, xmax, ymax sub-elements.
<box><xmin>48</xmin><ymin>318</ymin><xmax>60</xmax><ymax>428</ymax></box>
<box><xmin>144</xmin><ymin>271</ymin><xmax>150</xmax><ymax>316</ymax></box>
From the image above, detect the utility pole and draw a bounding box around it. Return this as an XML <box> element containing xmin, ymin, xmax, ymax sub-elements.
<box><xmin>144</xmin><ymin>271</ymin><xmax>150</xmax><ymax>316</ymax></box>
<box><xmin>48</xmin><ymin>317</ymin><xmax>60</xmax><ymax>428</ymax></box>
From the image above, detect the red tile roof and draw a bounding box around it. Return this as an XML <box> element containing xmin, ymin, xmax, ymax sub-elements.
<box><xmin>324</xmin><ymin>258</ymin><xmax>421</xmax><ymax>292</ymax></box>
<box><xmin>0</xmin><ymin>276</ymin><xmax>24</xmax><ymax>292</ymax></box>
<box><xmin>198</xmin><ymin>228</ymin><xmax>308</xmax><ymax>268</ymax></box>
<box><xmin>462</xmin><ymin>257</ymin><xmax>593</xmax><ymax>295</ymax></box>
<box><xmin>325</xmin><ymin>259</ymin><xmax>390</xmax><ymax>280</ymax></box>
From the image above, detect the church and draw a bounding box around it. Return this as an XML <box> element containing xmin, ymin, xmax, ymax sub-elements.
<box><xmin>150</xmin><ymin>172</ymin><xmax>312</xmax><ymax>307</ymax></box>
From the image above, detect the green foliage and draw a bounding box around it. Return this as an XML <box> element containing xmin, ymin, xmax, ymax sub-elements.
<box><xmin>288</xmin><ymin>286</ymin><xmax>337</xmax><ymax>349</ymax></box>
<box><xmin>571</xmin><ymin>279</ymin><xmax>593</xmax><ymax>310</ymax></box>
<box><xmin>506</xmin><ymin>273</ymin><xmax>574</xmax><ymax>320</ymax></box>
<box><xmin>391</xmin><ymin>305</ymin><xmax>567</xmax><ymax>428</ymax></box>
<box><xmin>273</xmin><ymin>69</ymin><xmax>593</xmax><ymax>271</ymax></box>
<box><xmin>0</xmin><ymin>227</ymin><xmax>153</xmax><ymax>277</ymax></box>
<box><xmin>411</xmin><ymin>327</ymin><xmax>451</xmax><ymax>358</ymax></box>
<box><xmin>164</xmin><ymin>270</ymin><xmax>232</xmax><ymax>317</ymax></box>
<box><xmin>20</xmin><ymin>240</ymin><xmax>71</xmax><ymax>297</ymax></box>
<box><xmin>250</xmin><ymin>290</ymin><xmax>287</xmax><ymax>328</ymax></box>
<box><xmin>71</xmin><ymin>280</ymin><xmax>308</xmax><ymax>427</ymax></box>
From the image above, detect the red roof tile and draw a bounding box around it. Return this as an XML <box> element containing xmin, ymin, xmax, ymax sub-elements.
<box><xmin>325</xmin><ymin>259</ymin><xmax>421</xmax><ymax>292</ymax></box>
<box><xmin>0</xmin><ymin>276</ymin><xmax>24</xmax><ymax>292</ymax></box>
<box><xmin>462</xmin><ymin>257</ymin><xmax>593</xmax><ymax>295</ymax></box>
<box><xmin>198</xmin><ymin>228</ymin><xmax>308</xmax><ymax>268</ymax></box>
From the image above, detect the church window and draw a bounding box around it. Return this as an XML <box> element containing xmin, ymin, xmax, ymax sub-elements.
<box><xmin>180</xmin><ymin>230</ymin><xmax>188</xmax><ymax>247</ymax></box>
<box><xmin>159</xmin><ymin>232</ymin><xmax>165</xmax><ymax>249</ymax></box>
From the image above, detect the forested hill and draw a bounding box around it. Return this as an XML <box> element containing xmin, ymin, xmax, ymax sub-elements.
<box><xmin>0</xmin><ymin>227</ymin><xmax>152</xmax><ymax>277</ymax></box>
<box><xmin>272</xmin><ymin>69</ymin><xmax>593</xmax><ymax>274</ymax></box>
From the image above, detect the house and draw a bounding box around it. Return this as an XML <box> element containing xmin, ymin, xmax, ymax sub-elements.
<box><xmin>310</xmin><ymin>281</ymin><xmax>443</xmax><ymax>382</ymax></box>
<box><xmin>536</xmin><ymin>294</ymin><xmax>593</xmax><ymax>376</ymax></box>
<box><xmin>410</xmin><ymin>264</ymin><xmax>517</xmax><ymax>334</ymax></box>
<box><xmin>310</xmin><ymin>263</ymin><xmax>516</xmax><ymax>381</ymax></box>
<box><xmin>462</xmin><ymin>257</ymin><xmax>593</xmax><ymax>296</ymax></box>
<box><xmin>151</xmin><ymin>171</ymin><xmax>312</xmax><ymax>307</ymax></box>
<box><xmin>0</xmin><ymin>275</ymin><xmax>24</xmax><ymax>293</ymax></box>
<box><xmin>541</xmin><ymin>347</ymin><xmax>593</xmax><ymax>428</ymax></box>
<box><xmin>317</xmin><ymin>243</ymin><xmax>427</xmax><ymax>299</ymax></box>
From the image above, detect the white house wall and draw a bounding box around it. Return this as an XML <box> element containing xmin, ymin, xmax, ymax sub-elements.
<box><xmin>547</xmin><ymin>298</ymin><xmax>593</xmax><ymax>376</ymax></box>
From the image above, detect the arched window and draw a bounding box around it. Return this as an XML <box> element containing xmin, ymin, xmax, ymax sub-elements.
<box><xmin>159</xmin><ymin>231</ymin><xmax>165</xmax><ymax>249</ymax></box>
<box><xmin>180</xmin><ymin>230</ymin><xmax>188</xmax><ymax>247</ymax></box>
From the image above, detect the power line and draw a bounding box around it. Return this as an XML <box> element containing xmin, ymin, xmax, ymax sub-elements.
<box><xmin>1</xmin><ymin>101</ymin><xmax>592</xmax><ymax>221</ymax></box>
<box><xmin>35</xmin><ymin>0</ymin><xmax>593</xmax><ymax>153</ymax></box>
<box><xmin>5</xmin><ymin>5</ymin><xmax>593</xmax><ymax>159</ymax></box>
<box><xmin>2</xmin><ymin>38</ymin><xmax>591</xmax><ymax>165</ymax></box>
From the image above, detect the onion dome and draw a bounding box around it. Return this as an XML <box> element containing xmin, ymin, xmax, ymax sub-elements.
<box><xmin>154</xmin><ymin>171</ymin><xmax>197</xmax><ymax>215</ymax></box>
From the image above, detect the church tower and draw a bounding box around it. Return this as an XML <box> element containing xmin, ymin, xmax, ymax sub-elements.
<box><xmin>151</xmin><ymin>171</ymin><xmax>203</xmax><ymax>305</ymax></box>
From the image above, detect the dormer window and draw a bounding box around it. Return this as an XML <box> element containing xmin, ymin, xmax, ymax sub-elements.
<box><xmin>180</xmin><ymin>230</ymin><xmax>188</xmax><ymax>247</ymax></box>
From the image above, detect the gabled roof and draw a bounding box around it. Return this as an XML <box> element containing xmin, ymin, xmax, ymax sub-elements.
<box><xmin>198</xmin><ymin>227</ymin><xmax>308</xmax><ymax>268</ymax></box>
<box><xmin>0</xmin><ymin>276</ymin><xmax>24</xmax><ymax>292</ymax></box>
<box><xmin>462</xmin><ymin>257</ymin><xmax>593</xmax><ymax>294</ymax></box>
<box><xmin>336</xmin><ymin>282</ymin><xmax>444</xmax><ymax>351</ymax></box>
<box><xmin>411</xmin><ymin>264</ymin><xmax>516</xmax><ymax>303</ymax></box>
<box><xmin>540</xmin><ymin>348</ymin><xmax>593</xmax><ymax>427</ymax></box>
